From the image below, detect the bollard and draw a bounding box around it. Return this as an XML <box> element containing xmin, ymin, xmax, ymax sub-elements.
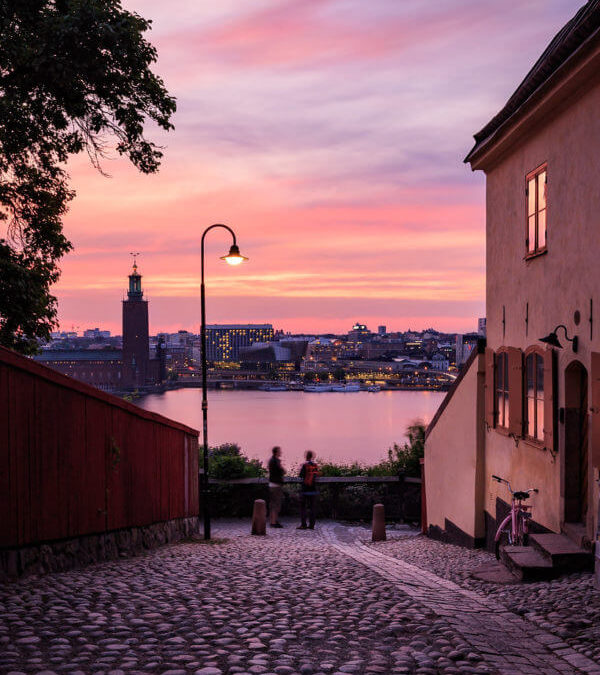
<box><xmin>251</xmin><ymin>499</ymin><xmax>267</xmax><ymax>536</ymax></box>
<box><xmin>372</xmin><ymin>503</ymin><xmax>386</xmax><ymax>542</ymax></box>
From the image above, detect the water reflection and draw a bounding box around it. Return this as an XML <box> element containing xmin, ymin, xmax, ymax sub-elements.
<box><xmin>137</xmin><ymin>388</ymin><xmax>445</xmax><ymax>468</ymax></box>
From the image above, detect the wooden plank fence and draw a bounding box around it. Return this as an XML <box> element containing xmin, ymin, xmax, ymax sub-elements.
<box><xmin>0</xmin><ymin>346</ymin><xmax>199</xmax><ymax>549</ymax></box>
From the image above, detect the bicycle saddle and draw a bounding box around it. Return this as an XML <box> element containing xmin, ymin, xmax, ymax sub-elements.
<box><xmin>513</xmin><ymin>491</ymin><xmax>530</xmax><ymax>500</ymax></box>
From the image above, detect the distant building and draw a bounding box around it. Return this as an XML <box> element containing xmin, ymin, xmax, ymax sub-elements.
<box><xmin>83</xmin><ymin>328</ymin><xmax>111</xmax><ymax>339</ymax></box>
<box><xmin>205</xmin><ymin>324</ymin><xmax>274</xmax><ymax>361</ymax></box>
<box><xmin>455</xmin><ymin>333</ymin><xmax>480</xmax><ymax>366</ymax></box>
<box><xmin>478</xmin><ymin>318</ymin><xmax>487</xmax><ymax>337</ymax></box>
<box><xmin>33</xmin><ymin>350</ymin><xmax>122</xmax><ymax>391</ymax></box>
<box><xmin>429</xmin><ymin>352</ymin><xmax>450</xmax><ymax>372</ymax></box>
<box><xmin>348</xmin><ymin>322</ymin><xmax>371</xmax><ymax>341</ymax></box>
<box><xmin>378</xmin><ymin>325</ymin><xmax>387</xmax><ymax>335</ymax></box>
<box><xmin>35</xmin><ymin>263</ymin><xmax>163</xmax><ymax>391</ymax></box>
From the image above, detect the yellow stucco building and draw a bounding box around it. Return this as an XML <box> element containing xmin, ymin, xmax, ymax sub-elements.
<box><xmin>425</xmin><ymin>1</ymin><xmax>600</xmax><ymax>581</ymax></box>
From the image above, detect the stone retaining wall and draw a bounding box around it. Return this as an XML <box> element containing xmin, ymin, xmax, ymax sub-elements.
<box><xmin>0</xmin><ymin>516</ymin><xmax>200</xmax><ymax>581</ymax></box>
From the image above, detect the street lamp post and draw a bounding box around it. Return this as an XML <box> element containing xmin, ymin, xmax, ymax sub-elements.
<box><xmin>200</xmin><ymin>224</ymin><xmax>247</xmax><ymax>540</ymax></box>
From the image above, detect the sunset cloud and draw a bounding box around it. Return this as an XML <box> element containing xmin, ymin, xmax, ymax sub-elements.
<box><xmin>56</xmin><ymin>0</ymin><xmax>581</xmax><ymax>335</ymax></box>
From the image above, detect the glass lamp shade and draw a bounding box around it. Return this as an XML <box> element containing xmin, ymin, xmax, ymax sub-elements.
<box><xmin>220</xmin><ymin>244</ymin><xmax>248</xmax><ymax>266</ymax></box>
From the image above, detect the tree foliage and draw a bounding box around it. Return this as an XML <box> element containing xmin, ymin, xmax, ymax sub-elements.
<box><xmin>0</xmin><ymin>0</ymin><xmax>176</xmax><ymax>353</ymax></box>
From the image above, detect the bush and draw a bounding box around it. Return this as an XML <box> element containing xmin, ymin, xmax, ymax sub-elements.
<box><xmin>207</xmin><ymin>443</ymin><xmax>265</xmax><ymax>480</ymax></box>
<box><xmin>372</xmin><ymin>421</ymin><xmax>425</xmax><ymax>477</ymax></box>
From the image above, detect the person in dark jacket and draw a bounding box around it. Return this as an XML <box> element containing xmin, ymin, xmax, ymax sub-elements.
<box><xmin>268</xmin><ymin>446</ymin><xmax>285</xmax><ymax>528</ymax></box>
<box><xmin>298</xmin><ymin>450</ymin><xmax>320</xmax><ymax>530</ymax></box>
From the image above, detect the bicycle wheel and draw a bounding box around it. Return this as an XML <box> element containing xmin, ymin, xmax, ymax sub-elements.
<box><xmin>494</xmin><ymin>530</ymin><xmax>509</xmax><ymax>560</ymax></box>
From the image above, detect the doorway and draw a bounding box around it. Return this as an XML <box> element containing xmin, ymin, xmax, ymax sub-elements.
<box><xmin>564</xmin><ymin>361</ymin><xmax>588</xmax><ymax>524</ymax></box>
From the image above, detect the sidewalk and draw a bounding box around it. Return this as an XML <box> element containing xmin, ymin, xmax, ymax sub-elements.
<box><xmin>0</xmin><ymin>519</ymin><xmax>598</xmax><ymax>675</ymax></box>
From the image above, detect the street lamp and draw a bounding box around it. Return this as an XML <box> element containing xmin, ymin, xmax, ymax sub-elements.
<box><xmin>539</xmin><ymin>324</ymin><xmax>578</xmax><ymax>353</ymax></box>
<box><xmin>200</xmin><ymin>224</ymin><xmax>248</xmax><ymax>539</ymax></box>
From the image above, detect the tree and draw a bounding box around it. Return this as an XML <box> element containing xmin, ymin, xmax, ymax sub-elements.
<box><xmin>0</xmin><ymin>0</ymin><xmax>176</xmax><ymax>353</ymax></box>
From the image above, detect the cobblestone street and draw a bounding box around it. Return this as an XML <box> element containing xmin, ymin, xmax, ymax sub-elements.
<box><xmin>1</xmin><ymin>520</ymin><xmax>600</xmax><ymax>675</ymax></box>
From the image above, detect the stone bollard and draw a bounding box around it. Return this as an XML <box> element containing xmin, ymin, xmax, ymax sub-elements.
<box><xmin>372</xmin><ymin>503</ymin><xmax>386</xmax><ymax>542</ymax></box>
<box><xmin>251</xmin><ymin>499</ymin><xmax>267</xmax><ymax>536</ymax></box>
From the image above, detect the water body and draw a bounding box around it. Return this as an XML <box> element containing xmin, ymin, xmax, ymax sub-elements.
<box><xmin>137</xmin><ymin>388</ymin><xmax>445</xmax><ymax>468</ymax></box>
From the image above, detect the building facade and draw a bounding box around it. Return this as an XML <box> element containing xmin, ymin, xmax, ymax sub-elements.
<box><xmin>425</xmin><ymin>2</ymin><xmax>600</xmax><ymax>564</ymax></box>
<box><xmin>205</xmin><ymin>324</ymin><xmax>274</xmax><ymax>361</ymax></box>
<box><xmin>35</xmin><ymin>263</ymin><xmax>162</xmax><ymax>391</ymax></box>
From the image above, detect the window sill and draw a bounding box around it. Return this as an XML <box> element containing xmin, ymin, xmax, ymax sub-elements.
<box><xmin>524</xmin><ymin>248</ymin><xmax>547</xmax><ymax>261</ymax></box>
<box><xmin>521</xmin><ymin>437</ymin><xmax>546</xmax><ymax>451</ymax></box>
<box><xmin>493</xmin><ymin>425</ymin><xmax>511</xmax><ymax>437</ymax></box>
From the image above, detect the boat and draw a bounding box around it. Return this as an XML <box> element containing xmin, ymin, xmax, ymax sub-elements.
<box><xmin>331</xmin><ymin>382</ymin><xmax>361</xmax><ymax>392</ymax></box>
<box><xmin>366</xmin><ymin>384</ymin><xmax>381</xmax><ymax>392</ymax></box>
<box><xmin>260</xmin><ymin>383</ymin><xmax>288</xmax><ymax>391</ymax></box>
<box><xmin>303</xmin><ymin>383</ymin><xmax>333</xmax><ymax>392</ymax></box>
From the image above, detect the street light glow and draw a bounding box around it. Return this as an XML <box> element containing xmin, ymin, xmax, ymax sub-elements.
<box><xmin>221</xmin><ymin>244</ymin><xmax>248</xmax><ymax>266</ymax></box>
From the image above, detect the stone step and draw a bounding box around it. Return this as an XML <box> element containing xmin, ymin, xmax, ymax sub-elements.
<box><xmin>562</xmin><ymin>521</ymin><xmax>592</xmax><ymax>550</ymax></box>
<box><xmin>500</xmin><ymin>545</ymin><xmax>555</xmax><ymax>582</ymax></box>
<box><xmin>529</xmin><ymin>533</ymin><xmax>594</xmax><ymax>572</ymax></box>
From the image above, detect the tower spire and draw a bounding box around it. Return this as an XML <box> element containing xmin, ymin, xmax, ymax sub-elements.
<box><xmin>127</xmin><ymin>253</ymin><xmax>143</xmax><ymax>300</ymax></box>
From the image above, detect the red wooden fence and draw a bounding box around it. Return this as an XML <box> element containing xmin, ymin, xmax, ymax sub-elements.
<box><xmin>0</xmin><ymin>346</ymin><xmax>199</xmax><ymax>548</ymax></box>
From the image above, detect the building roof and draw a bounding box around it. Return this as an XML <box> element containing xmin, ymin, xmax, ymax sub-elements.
<box><xmin>34</xmin><ymin>350</ymin><xmax>122</xmax><ymax>362</ymax></box>
<box><xmin>465</xmin><ymin>0</ymin><xmax>600</xmax><ymax>164</ymax></box>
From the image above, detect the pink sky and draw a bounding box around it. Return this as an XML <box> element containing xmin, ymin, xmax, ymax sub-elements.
<box><xmin>56</xmin><ymin>0</ymin><xmax>580</xmax><ymax>335</ymax></box>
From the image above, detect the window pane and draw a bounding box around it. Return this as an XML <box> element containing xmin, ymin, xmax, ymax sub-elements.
<box><xmin>536</xmin><ymin>355</ymin><xmax>544</xmax><ymax>396</ymax></box>
<box><xmin>504</xmin><ymin>394</ymin><xmax>509</xmax><ymax>428</ymax></box>
<box><xmin>527</xmin><ymin>397</ymin><xmax>535</xmax><ymax>437</ymax></box>
<box><xmin>538</xmin><ymin>209</ymin><xmax>546</xmax><ymax>249</ymax></box>
<box><xmin>528</xmin><ymin>178</ymin><xmax>536</xmax><ymax>216</ymax></box>
<box><xmin>536</xmin><ymin>399</ymin><xmax>544</xmax><ymax>442</ymax></box>
<box><xmin>538</xmin><ymin>171</ymin><xmax>546</xmax><ymax>210</ymax></box>
<box><xmin>528</xmin><ymin>216</ymin><xmax>536</xmax><ymax>252</ymax></box>
<box><xmin>526</xmin><ymin>355</ymin><xmax>534</xmax><ymax>396</ymax></box>
<box><xmin>496</xmin><ymin>392</ymin><xmax>502</xmax><ymax>426</ymax></box>
<box><xmin>496</xmin><ymin>354</ymin><xmax>504</xmax><ymax>389</ymax></box>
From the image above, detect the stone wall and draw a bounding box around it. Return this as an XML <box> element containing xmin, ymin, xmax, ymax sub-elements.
<box><xmin>0</xmin><ymin>517</ymin><xmax>200</xmax><ymax>581</ymax></box>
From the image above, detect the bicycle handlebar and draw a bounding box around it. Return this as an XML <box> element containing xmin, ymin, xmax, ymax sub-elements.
<box><xmin>491</xmin><ymin>475</ymin><xmax>538</xmax><ymax>496</ymax></box>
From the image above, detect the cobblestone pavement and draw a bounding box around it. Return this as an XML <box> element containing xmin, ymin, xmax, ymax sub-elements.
<box><xmin>365</xmin><ymin>534</ymin><xmax>600</xmax><ymax>666</ymax></box>
<box><xmin>0</xmin><ymin>519</ymin><xmax>599</xmax><ymax>675</ymax></box>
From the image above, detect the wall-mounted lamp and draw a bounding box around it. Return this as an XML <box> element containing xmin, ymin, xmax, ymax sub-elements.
<box><xmin>539</xmin><ymin>324</ymin><xmax>578</xmax><ymax>353</ymax></box>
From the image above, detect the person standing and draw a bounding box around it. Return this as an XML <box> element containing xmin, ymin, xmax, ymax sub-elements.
<box><xmin>298</xmin><ymin>450</ymin><xmax>320</xmax><ymax>530</ymax></box>
<box><xmin>268</xmin><ymin>446</ymin><xmax>285</xmax><ymax>528</ymax></box>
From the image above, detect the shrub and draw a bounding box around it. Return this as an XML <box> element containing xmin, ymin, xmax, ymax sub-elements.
<box><xmin>207</xmin><ymin>443</ymin><xmax>265</xmax><ymax>480</ymax></box>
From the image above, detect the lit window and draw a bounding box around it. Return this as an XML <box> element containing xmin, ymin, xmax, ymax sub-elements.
<box><xmin>495</xmin><ymin>352</ymin><xmax>509</xmax><ymax>428</ymax></box>
<box><xmin>526</xmin><ymin>165</ymin><xmax>547</xmax><ymax>255</ymax></box>
<box><xmin>525</xmin><ymin>353</ymin><xmax>544</xmax><ymax>442</ymax></box>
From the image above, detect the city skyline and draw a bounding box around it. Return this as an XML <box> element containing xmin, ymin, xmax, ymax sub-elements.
<box><xmin>54</xmin><ymin>1</ymin><xmax>579</xmax><ymax>335</ymax></box>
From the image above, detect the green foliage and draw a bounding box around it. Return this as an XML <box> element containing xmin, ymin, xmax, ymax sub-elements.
<box><xmin>0</xmin><ymin>0</ymin><xmax>175</xmax><ymax>353</ymax></box>
<box><xmin>377</xmin><ymin>421</ymin><xmax>425</xmax><ymax>477</ymax></box>
<box><xmin>320</xmin><ymin>421</ymin><xmax>425</xmax><ymax>478</ymax></box>
<box><xmin>320</xmin><ymin>461</ymin><xmax>366</xmax><ymax>477</ymax></box>
<box><xmin>208</xmin><ymin>443</ymin><xmax>265</xmax><ymax>480</ymax></box>
<box><xmin>303</xmin><ymin>371</ymin><xmax>316</xmax><ymax>383</ymax></box>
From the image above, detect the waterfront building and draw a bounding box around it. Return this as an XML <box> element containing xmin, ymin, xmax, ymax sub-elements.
<box><xmin>35</xmin><ymin>263</ymin><xmax>163</xmax><ymax>391</ymax></box>
<box><xmin>205</xmin><ymin>324</ymin><xmax>274</xmax><ymax>361</ymax></box>
<box><xmin>426</xmin><ymin>2</ymin><xmax>600</xmax><ymax>557</ymax></box>
<box><xmin>32</xmin><ymin>350</ymin><xmax>122</xmax><ymax>391</ymax></box>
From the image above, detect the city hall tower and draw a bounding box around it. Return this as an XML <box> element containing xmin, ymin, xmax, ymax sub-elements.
<box><xmin>122</xmin><ymin>258</ymin><xmax>150</xmax><ymax>388</ymax></box>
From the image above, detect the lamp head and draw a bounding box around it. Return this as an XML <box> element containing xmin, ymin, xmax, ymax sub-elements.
<box><xmin>220</xmin><ymin>244</ymin><xmax>248</xmax><ymax>266</ymax></box>
<box><xmin>539</xmin><ymin>331</ymin><xmax>562</xmax><ymax>349</ymax></box>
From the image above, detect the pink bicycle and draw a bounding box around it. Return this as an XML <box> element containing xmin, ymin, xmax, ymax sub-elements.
<box><xmin>492</xmin><ymin>474</ymin><xmax>538</xmax><ymax>559</ymax></box>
